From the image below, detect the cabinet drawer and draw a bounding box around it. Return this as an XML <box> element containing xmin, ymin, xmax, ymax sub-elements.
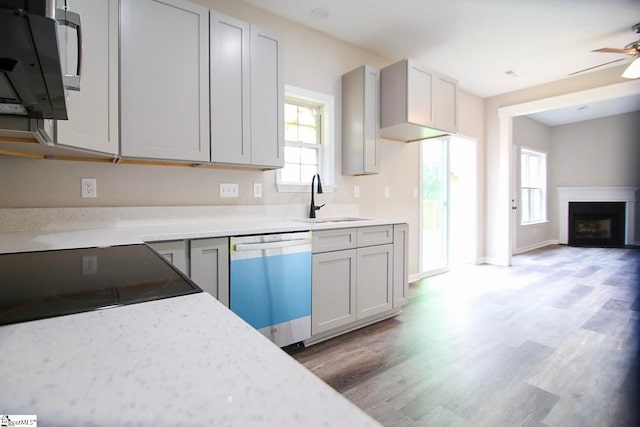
<box><xmin>312</xmin><ymin>228</ymin><xmax>357</xmax><ymax>253</ymax></box>
<box><xmin>357</xmin><ymin>225</ymin><xmax>393</xmax><ymax>247</ymax></box>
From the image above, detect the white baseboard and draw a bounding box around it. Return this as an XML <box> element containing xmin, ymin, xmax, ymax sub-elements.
<box><xmin>408</xmin><ymin>273</ymin><xmax>424</xmax><ymax>284</ymax></box>
<box><xmin>514</xmin><ymin>240</ymin><xmax>558</xmax><ymax>255</ymax></box>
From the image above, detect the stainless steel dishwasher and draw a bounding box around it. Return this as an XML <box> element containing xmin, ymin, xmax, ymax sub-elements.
<box><xmin>230</xmin><ymin>231</ymin><xmax>312</xmax><ymax>347</ymax></box>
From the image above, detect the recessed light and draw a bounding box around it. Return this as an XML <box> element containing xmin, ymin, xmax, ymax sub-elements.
<box><xmin>311</xmin><ymin>7</ymin><xmax>329</xmax><ymax>20</ymax></box>
<box><xmin>505</xmin><ymin>70</ymin><xmax>518</xmax><ymax>77</ymax></box>
<box><xmin>577</xmin><ymin>105</ymin><xmax>589</xmax><ymax>111</ymax></box>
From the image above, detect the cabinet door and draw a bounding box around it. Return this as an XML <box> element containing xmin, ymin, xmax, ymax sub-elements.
<box><xmin>148</xmin><ymin>241</ymin><xmax>188</xmax><ymax>275</ymax></box>
<box><xmin>55</xmin><ymin>0</ymin><xmax>118</xmax><ymax>155</ymax></box>
<box><xmin>210</xmin><ymin>12</ymin><xmax>250</xmax><ymax>165</ymax></box>
<box><xmin>434</xmin><ymin>74</ymin><xmax>458</xmax><ymax>133</ymax></box>
<box><xmin>406</xmin><ymin>62</ymin><xmax>434</xmax><ymax>128</ymax></box>
<box><xmin>393</xmin><ymin>224</ymin><xmax>409</xmax><ymax>308</ymax></box>
<box><xmin>356</xmin><ymin>244</ymin><xmax>393</xmax><ymax>319</ymax></box>
<box><xmin>120</xmin><ymin>0</ymin><xmax>210</xmax><ymax>162</ymax></box>
<box><xmin>190</xmin><ymin>238</ymin><xmax>230</xmax><ymax>307</ymax></box>
<box><xmin>312</xmin><ymin>249</ymin><xmax>357</xmax><ymax>335</ymax></box>
<box><xmin>250</xmin><ymin>26</ymin><xmax>284</xmax><ymax>168</ymax></box>
<box><xmin>342</xmin><ymin>65</ymin><xmax>379</xmax><ymax>175</ymax></box>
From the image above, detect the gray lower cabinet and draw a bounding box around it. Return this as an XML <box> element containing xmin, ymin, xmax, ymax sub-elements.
<box><xmin>148</xmin><ymin>238</ymin><xmax>230</xmax><ymax>307</ymax></box>
<box><xmin>356</xmin><ymin>244</ymin><xmax>393</xmax><ymax>318</ymax></box>
<box><xmin>311</xmin><ymin>224</ymin><xmax>402</xmax><ymax>338</ymax></box>
<box><xmin>393</xmin><ymin>224</ymin><xmax>409</xmax><ymax>307</ymax></box>
<box><xmin>311</xmin><ymin>249</ymin><xmax>357</xmax><ymax>335</ymax></box>
<box><xmin>190</xmin><ymin>238</ymin><xmax>230</xmax><ymax>307</ymax></box>
<box><xmin>148</xmin><ymin>240</ymin><xmax>188</xmax><ymax>275</ymax></box>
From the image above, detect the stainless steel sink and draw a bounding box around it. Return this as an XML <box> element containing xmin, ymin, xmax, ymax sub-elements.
<box><xmin>295</xmin><ymin>217</ymin><xmax>369</xmax><ymax>224</ymax></box>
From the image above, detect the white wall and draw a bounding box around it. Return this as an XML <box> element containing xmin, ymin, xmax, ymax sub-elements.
<box><xmin>513</xmin><ymin>117</ymin><xmax>552</xmax><ymax>252</ymax></box>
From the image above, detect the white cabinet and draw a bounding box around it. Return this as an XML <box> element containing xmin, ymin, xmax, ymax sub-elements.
<box><xmin>342</xmin><ymin>65</ymin><xmax>380</xmax><ymax>175</ymax></box>
<box><xmin>392</xmin><ymin>224</ymin><xmax>409</xmax><ymax>307</ymax></box>
<box><xmin>312</xmin><ymin>249</ymin><xmax>357</xmax><ymax>335</ymax></box>
<box><xmin>120</xmin><ymin>0</ymin><xmax>210</xmax><ymax>162</ymax></box>
<box><xmin>190</xmin><ymin>238</ymin><xmax>230</xmax><ymax>307</ymax></box>
<box><xmin>380</xmin><ymin>59</ymin><xmax>458</xmax><ymax>142</ymax></box>
<box><xmin>55</xmin><ymin>0</ymin><xmax>119</xmax><ymax>155</ymax></box>
<box><xmin>210</xmin><ymin>14</ymin><xmax>283</xmax><ymax>168</ymax></box>
<box><xmin>148</xmin><ymin>240</ymin><xmax>188</xmax><ymax>275</ymax></box>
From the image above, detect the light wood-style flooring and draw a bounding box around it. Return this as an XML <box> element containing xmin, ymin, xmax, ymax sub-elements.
<box><xmin>288</xmin><ymin>245</ymin><xmax>640</xmax><ymax>426</ymax></box>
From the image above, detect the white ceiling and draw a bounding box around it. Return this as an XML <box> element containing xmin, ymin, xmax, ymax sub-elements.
<box><xmin>527</xmin><ymin>93</ymin><xmax>640</xmax><ymax>126</ymax></box>
<box><xmin>241</xmin><ymin>0</ymin><xmax>640</xmax><ymax>98</ymax></box>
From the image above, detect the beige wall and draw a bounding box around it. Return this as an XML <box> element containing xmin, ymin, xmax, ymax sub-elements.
<box><xmin>549</xmin><ymin>110</ymin><xmax>640</xmax><ymax>242</ymax></box>
<box><xmin>484</xmin><ymin>65</ymin><xmax>632</xmax><ymax>262</ymax></box>
<box><xmin>0</xmin><ymin>0</ymin><xmax>486</xmax><ymax>277</ymax></box>
<box><xmin>513</xmin><ymin>117</ymin><xmax>552</xmax><ymax>252</ymax></box>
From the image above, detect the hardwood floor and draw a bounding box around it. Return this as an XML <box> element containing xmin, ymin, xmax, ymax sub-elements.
<box><xmin>287</xmin><ymin>245</ymin><xmax>640</xmax><ymax>426</ymax></box>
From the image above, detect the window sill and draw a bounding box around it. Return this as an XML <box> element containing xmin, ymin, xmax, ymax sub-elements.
<box><xmin>276</xmin><ymin>183</ymin><xmax>336</xmax><ymax>193</ymax></box>
<box><xmin>520</xmin><ymin>220</ymin><xmax>549</xmax><ymax>227</ymax></box>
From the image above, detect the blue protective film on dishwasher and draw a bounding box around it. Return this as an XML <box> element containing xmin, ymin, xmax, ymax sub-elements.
<box><xmin>230</xmin><ymin>251</ymin><xmax>312</xmax><ymax>330</ymax></box>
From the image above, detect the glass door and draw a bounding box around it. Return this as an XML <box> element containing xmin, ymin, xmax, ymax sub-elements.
<box><xmin>421</xmin><ymin>138</ymin><xmax>449</xmax><ymax>274</ymax></box>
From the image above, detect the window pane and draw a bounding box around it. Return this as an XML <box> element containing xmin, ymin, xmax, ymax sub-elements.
<box><xmin>300</xmin><ymin>147</ymin><xmax>317</xmax><ymax>165</ymax></box>
<box><xmin>284</xmin><ymin>104</ymin><xmax>298</xmax><ymax>124</ymax></box>
<box><xmin>530</xmin><ymin>188</ymin><xmax>541</xmax><ymax>221</ymax></box>
<box><xmin>285</xmin><ymin>124</ymin><xmax>299</xmax><ymax>142</ymax></box>
<box><xmin>529</xmin><ymin>155</ymin><xmax>540</xmax><ymax>187</ymax></box>
<box><xmin>300</xmin><ymin>165</ymin><xmax>317</xmax><ymax>183</ymax></box>
<box><xmin>521</xmin><ymin>153</ymin><xmax>529</xmax><ymax>187</ymax></box>
<box><xmin>521</xmin><ymin>189</ymin><xmax>530</xmax><ymax>223</ymax></box>
<box><xmin>298</xmin><ymin>106</ymin><xmax>316</xmax><ymax>126</ymax></box>
<box><xmin>281</xmin><ymin>163</ymin><xmax>300</xmax><ymax>183</ymax></box>
<box><xmin>285</xmin><ymin>146</ymin><xmax>301</xmax><ymax>163</ymax></box>
<box><xmin>298</xmin><ymin>126</ymin><xmax>317</xmax><ymax>145</ymax></box>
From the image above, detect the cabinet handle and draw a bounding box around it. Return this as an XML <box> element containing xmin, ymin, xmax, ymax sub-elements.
<box><xmin>56</xmin><ymin>8</ymin><xmax>82</xmax><ymax>91</ymax></box>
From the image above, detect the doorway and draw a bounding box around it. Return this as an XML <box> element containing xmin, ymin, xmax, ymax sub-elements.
<box><xmin>420</xmin><ymin>135</ymin><xmax>477</xmax><ymax>276</ymax></box>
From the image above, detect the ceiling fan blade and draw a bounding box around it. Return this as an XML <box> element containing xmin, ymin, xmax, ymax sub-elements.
<box><xmin>569</xmin><ymin>57</ymin><xmax>629</xmax><ymax>76</ymax></box>
<box><xmin>593</xmin><ymin>47</ymin><xmax>636</xmax><ymax>55</ymax></box>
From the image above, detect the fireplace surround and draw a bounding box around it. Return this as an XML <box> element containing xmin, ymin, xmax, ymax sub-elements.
<box><xmin>557</xmin><ymin>187</ymin><xmax>638</xmax><ymax>246</ymax></box>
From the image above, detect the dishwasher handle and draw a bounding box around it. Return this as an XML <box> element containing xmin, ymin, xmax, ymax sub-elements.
<box><xmin>234</xmin><ymin>238</ymin><xmax>312</xmax><ymax>252</ymax></box>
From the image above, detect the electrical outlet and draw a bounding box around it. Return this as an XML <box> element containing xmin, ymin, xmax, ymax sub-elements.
<box><xmin>82</xmin><ymin>255</ymin><xmax>98</xmax><ymax>275</ymax></box>
<box><xmin>384</xmin><ymin>186</ymin><xmax>391</xmax><ymax>198</ymax></box>
<box><xmin>220</xmin><ymin>183</ymin><xmax>239</xmax><ymax>198</ymax></box>
<box><xmin>253</xmin><ymin>183</ymin><xmax>263</xmax><ymax>198</ymax></box>
<box><xmin>81</xmin><ymin>178</ymin><xmax>97</xmax><ymax>198</ymax></box>
<box><xmin>354</xmin><ymin>185</ymin><xmax>360</xmax><ymax>198</ymax></box>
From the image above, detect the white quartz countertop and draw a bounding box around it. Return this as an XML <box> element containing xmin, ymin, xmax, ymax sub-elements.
<box><xmin>0</xmin><ymin>293</ymin><xmax>380</xmax><ymax>426</ymax></box>
<box><xmin>0</xmin><ymin>217</ymin><xmax>406</xmax><ymax>254</ymax></box>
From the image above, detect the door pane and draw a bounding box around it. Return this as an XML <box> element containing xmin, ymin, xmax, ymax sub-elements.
<box><xmin>421</xmin><ymin>138</ymin><xmax>448</xmax><ymax>273</ymax></box>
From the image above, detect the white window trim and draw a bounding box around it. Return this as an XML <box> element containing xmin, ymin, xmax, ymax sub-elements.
<box><xmin>277</xmin><ymin>85</ymin><xmax>335</xmax><ymax>193</ymax></box>
<box><xmin>520</xmin><ymin>146</ymin><xmax>547</xmax><ymax>225</ymax></box>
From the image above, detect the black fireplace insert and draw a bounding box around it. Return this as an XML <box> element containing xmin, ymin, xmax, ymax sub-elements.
<box><xmin>568</xmin><ymin>202</ymin><xmax>626</xmax><ymax>247</ymax></box>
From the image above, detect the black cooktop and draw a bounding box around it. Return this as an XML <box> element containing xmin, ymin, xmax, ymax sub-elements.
<box><xmin>0</xmin><ymin>244</ymin><xmax>202</xmax><ymax>326</ymax></box>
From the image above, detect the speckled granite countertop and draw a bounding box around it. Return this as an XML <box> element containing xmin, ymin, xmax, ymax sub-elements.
<box><xmin>0</xmin><ymin>293</ymin><xmax>380</xmax><ymax>426</ymax></box>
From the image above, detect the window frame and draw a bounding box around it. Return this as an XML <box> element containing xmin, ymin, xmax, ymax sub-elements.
<box><xmin>520</xmin><ymin>147</ymin><xmax>547</xmax><ymax>225</ymax></box>
<box><xmin>277</xmin><ymin>85</ymin><xmax>335</xmax><ymax>193</ymax></box>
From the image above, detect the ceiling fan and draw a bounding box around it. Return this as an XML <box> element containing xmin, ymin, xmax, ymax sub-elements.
<box><xmin>570</xmin><ymin>23</ymin><xmax>640</xmax><ymax>78</ymax></box>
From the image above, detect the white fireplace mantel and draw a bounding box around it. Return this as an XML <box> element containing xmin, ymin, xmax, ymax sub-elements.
<box><xmin>556</xmin><ymin>187</ymin><xmax>638</xmax><ymax>245</ymax></box>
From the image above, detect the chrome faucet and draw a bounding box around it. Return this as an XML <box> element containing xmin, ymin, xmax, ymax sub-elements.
<box><xmin>309</xmin><ymin>173</ymin><xmax>324</xmax><ymax>219</ymax></box>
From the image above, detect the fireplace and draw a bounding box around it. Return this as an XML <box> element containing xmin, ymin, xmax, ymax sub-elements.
<box><xmin>568</xmin><ymin>202</ymin><xmax>626</xmax><ymax>247</ymax></box>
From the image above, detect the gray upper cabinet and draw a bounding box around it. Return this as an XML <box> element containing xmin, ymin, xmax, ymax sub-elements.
<box><xmin>250</xmin><ymin>26</ymin><xmax>284</xmax><ymax>168</ymax></box>
<box><xmin>120</xmin><ymin>0</ymin><xmax>210</xmax><ymax>162</ymax></box>
<box><xmin>342</xmin><ymin>65</ymin><xmax>380</xmax><ymax>175</ymax></box>
<box><xmin>210</xmin><ymin>16</ymin><xmax>283</xmax><ymax>168</ymax></box>
<box><xmin>380</xmin><ymin>59</ymin><xmax>458</xmax><ymax>142</ymax></box>
<box><xmin>55</xmin><ymin>0</ymin><xmax>119</xmax><ymax>155</ymax></box>
<box><xmin>210</xmin><ymin>12</ymin><xmax>250</xmax><ymax>165</ymax></box>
